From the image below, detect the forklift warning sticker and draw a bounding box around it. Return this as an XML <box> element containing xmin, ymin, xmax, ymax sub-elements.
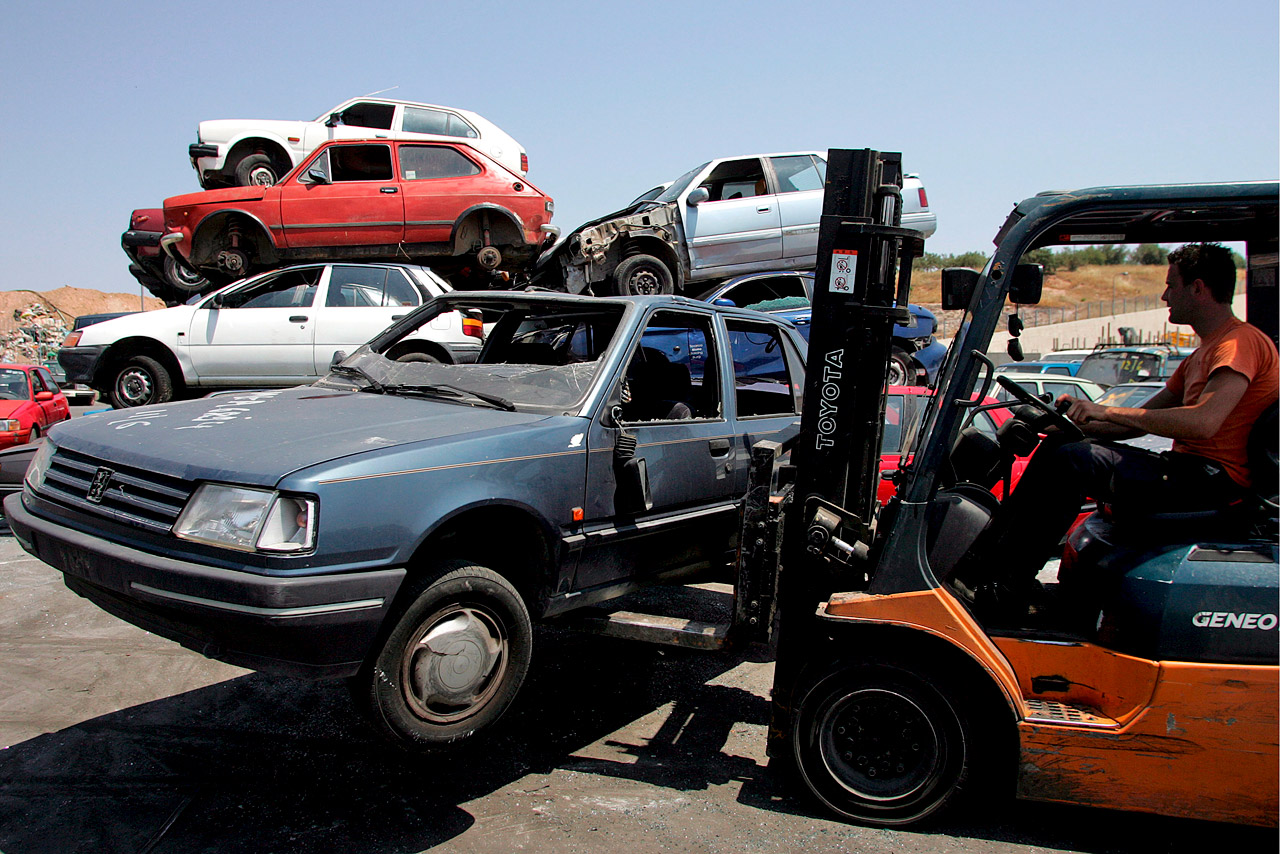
<box><xmin>829</xmin><ymin>249</ymin><xmax>857</xmax><ymax>294</ymax></box>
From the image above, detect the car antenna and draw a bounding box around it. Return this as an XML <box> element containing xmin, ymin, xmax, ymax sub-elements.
<box><xmin>360</xmin><ymin>86</ymin><xmax>400</xmax><ymax>98</ymax></box>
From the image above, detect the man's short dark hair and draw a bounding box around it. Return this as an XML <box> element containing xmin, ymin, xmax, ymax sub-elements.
<box><xmin>1168</xmin><ymin>242</ymin><xmax>1237</xmax><ymax>303</ymax></box>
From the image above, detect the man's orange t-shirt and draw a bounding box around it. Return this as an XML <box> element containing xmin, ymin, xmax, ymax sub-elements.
<box><xmin>1165</xmin><ymin>317</ymin><xmax>1279</xmax><ymax>487</ymax></box>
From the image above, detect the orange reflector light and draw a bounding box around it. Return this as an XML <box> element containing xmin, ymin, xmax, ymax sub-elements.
<box><xmin>463</xmin><ymin>317</ymin><xmax>484</xmax><ymax>339</ymax></box>
<box><xmin>572</xmin><ymin>507</ymin><xmax>584</xmax><ymax>522</ymax></box>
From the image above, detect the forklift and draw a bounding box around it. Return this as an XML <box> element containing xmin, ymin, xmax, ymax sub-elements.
<box><xmin>572</xmin><ymin>152</ymin><xmax>1277</xmax><ymax>826</ymax></box>
<box><xmin>753</xmin><ymin>151</ymin><xmax>1279</xmax><ymax>827</ymax></box>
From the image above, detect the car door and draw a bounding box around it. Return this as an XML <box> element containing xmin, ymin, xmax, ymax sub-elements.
<box><xmin>276</xmin><ymin>143</ymin><xmax>405</xmax><ymax>249</ymax></box>
<box><xmin>683</xmin><ymin>157</ymin><xmax>783</xmax><ymax>272</ymax></box>
<box><xmin>397</xmin><ymin>143</ymin><xmax>484</xmax><ymax>246</ymax></box>
<box><xmin>311</xmin><ymin>265</ymin><xmax>424</xmax><ymax>373</ymax></box>
<box><xmin>578</xmin><ymin>308</ymin><xmax>742</xmax><ymax>592</ymax></box>
<box><xmin>33</xmin><ymin>368</ymin><xmax>68</xmax><ymax>425</ymax></box>
<box><xmin>770</xmin><ymin>154</ymin><xmax>826</xmax><ymax>263</ymax></box>
<box><xmin>184</xmin><ymin>266</ymin><xmax>324</xmax><ymax>382</ymax></box>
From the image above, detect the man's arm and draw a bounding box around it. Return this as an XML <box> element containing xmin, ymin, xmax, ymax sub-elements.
<box><xmin>1063</xmin><ymin>368</ymin><xmax>1249</xmax><ymax>440</ymax></box>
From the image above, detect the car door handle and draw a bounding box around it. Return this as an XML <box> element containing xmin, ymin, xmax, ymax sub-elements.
<box><xmin>708</xmin><ymin>438</ymin><xmax>731</xmax><ymax>457</ymax></box>
<box><xmin>392</xmin><ymin>314</ymin><xmax>406</xmax><ymax>320</ymax></box>
<box><xmin>756</xmin><ymin>205</ymin><xmax>771</xmax><ymax>213</ymax></box>
<box><xmin>289</xmin><ymin>315</ymin><xmax>308</xmax><ymax>323</ymax></box>
<box><xmin>381</xmin><ymin>187</ymin><xmax>398</xmax><ymax>193</ymax></box>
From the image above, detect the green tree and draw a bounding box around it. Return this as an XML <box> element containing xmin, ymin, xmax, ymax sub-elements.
<box><xmin>1133</xmin><ymin>243</ymin><xmax>1168</xmax><ymax>265</ymax></box>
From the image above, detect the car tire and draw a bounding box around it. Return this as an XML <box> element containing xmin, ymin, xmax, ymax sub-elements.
<box><xmin>234</xmin><ymin>153</ymin><xmax>280</xmax><ymax>188</ymax></box>
<box><xmin>793</xmin><ymin>661</ymin><xmax>971</xmax><ymax>827</ymax></box>
<box><xmin>28</xmin><ymin>425</ymin><xmax>39</xmax><ymax>442</ymax></box>
<box><xmin>888</xmin><ymin>348</ymin><xmax>913</xmax><ymax>386</ymax></box>
<box><xmin>109</xmin><ymin>355</ymin><xmax>174</xmax><ymax>409</ymax></box>
<box><xmin>612</xmin><ymin>254</ymin><xmax>674</xmax><ymax>296</ymax></box>
<box><xmin>359</xmin><ymin>560</ymin><xmax>532</xmax><ymax>751</ymax></box>
<box><xmin>395</xmin><ymin>352</ymin><xmax>442</xmax><ymax>364</ymax></box>
<box><xmin>163</xmin><ymin>255</ymin><xmax>210</xmax><ymax>294</ymax></box>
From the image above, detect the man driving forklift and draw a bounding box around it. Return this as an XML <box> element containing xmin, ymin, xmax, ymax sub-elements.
<box><xmin>960</xmin><ymin>242</ymin><xmax>1279</xmax><ymax>614</ymax></box>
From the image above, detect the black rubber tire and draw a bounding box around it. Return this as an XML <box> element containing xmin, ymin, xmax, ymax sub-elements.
<box><xmin>163</xmin><ymin>254</ymin><xmax>210</xmax><ymax>294</ymax></box>
<box><xmin>887</xmin><ymin>348</ymin><xmax>914</xmax><ymax>387</ymax></box>
<box><xmin>611</xmin><ymin>254</ymin><xmax>674</xmax><ymax>296</ymax></box>
<box><xmin>793</xmin><ymin>661</ymin><xmax>971</xmax><ymax>827</ymax></box>
<box><xmin>108</xmin><ymin>355</ymin><xmax>174</xmax><ymax>409</ymax></box>
<box><xmin>395</xmin><ymin>352</ymin><xmax>442</xmax><ymax>364</ymax></box>
<box><xmin>234</xmin><ymin>153</ymin><xmax>280</xmax><ymax>187</ymax></box>
<box><xmin>358</xmin><ymin>560</ymin><xmax>532</xmax><ymax>751</ymax></box>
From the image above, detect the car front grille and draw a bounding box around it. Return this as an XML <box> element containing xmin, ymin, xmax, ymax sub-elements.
<box><xmin>40</xmin><ymin>447</ymin><xmax>194</xmax><ymax>533</ymax></box>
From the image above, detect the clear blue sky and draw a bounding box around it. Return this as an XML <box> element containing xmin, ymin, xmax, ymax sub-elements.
<box><xmin>2</xmin><ymin>0</ymin><xmax>1276</xmax><ymax>294</ymax></box>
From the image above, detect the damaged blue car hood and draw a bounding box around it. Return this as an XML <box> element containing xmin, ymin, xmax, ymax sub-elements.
<box><xmin>48</xmin><ymin>387</ymin><xmax>552</xmax><ymax>485</ymax></box>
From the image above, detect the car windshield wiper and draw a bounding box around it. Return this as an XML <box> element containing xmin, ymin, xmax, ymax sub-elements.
<box><xmin>328</xmin><ymin>363</ymin><xmax>386</xmax><ymax>393</ymax></box>
<box><xmin>383</xmin><ymin>383</ymin><xmax>516</xmax><ymax>411</ymax></box>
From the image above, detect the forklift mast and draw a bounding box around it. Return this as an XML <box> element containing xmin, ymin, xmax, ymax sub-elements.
<box><xmin>782</xmin><ymin>149</ymin><xmax>924</xmax><ymax>599</ymax></box>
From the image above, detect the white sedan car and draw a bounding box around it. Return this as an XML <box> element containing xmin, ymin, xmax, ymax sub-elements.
<box><xmin>58</xmin><ymin>263</ymin><xmax>482</xmax><ymax>408</ymax></box>
<box><xmin>189</xmin><ymin>96</ymin><xmax>528</xmax><ymax>188</ymax></box>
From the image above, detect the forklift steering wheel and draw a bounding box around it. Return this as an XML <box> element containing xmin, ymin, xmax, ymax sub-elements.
<box><xmin>995</xmin><ymin>376</ymin><xmax>1085</xmax><ymax>440</ymax></box>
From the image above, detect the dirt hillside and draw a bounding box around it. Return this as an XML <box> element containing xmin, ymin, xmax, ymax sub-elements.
<box><xmin>0</xmin><ymin>287</ymin><xmax>165</xmax><ymax>365</ymax></box>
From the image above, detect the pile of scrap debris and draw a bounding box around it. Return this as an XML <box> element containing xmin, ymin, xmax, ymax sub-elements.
<box><xmin>0</xmin><ymin>303</ymin><xmax>70</xmax><ymax>366</ymax></box>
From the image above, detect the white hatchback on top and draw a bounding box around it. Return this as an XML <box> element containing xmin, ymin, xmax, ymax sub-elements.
<box><xmin>189</xmin><ymin>96</ymin><xmax>529</xmax><ymax>189</ymax></box>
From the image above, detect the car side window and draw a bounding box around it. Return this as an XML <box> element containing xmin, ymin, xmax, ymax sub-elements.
<box><xmin>399</xmin><ymin>145</ymin><xmax>481</xmax><ymax>180</ymax></box>
<box><xmin>326</xmin><ymin>266</ymin><xmax>420</xmax><ymax>308</ymax></box>
<box><xmin>36</xmin><ymin>369</ymin><xmax>58</xmax><ymax>393</ymax></box>
<box><xmin>329</xmin><ymin>144</ymin><xmax>394</xmax><ymax>182</ymax></box>
<box><xmin>882</xmin><ymin>394</ymin><xmax>905</xmax><ymax>453</ymax></box>
<box><xmin>226</xmin><ymin>267</ymin><xmax>322</xmax><ymax>309</ymax></box>
<box><xmin>770</xmin><ymin>155</ymin><xmax>823</xmax><ymax>193</ymax></box>
<box><xmin>699</xmin><ymin>158</ymin><xmax>768</xmax><ymax>202</ymax></box>
<box><xmin>726</xmin><ymin>320</ymin><xmax>800</xmax><ymax>417</ymax></box>
<box><xmin>720</xmin><ymin>275</ymin><xmax>805</xmax><ymax>308</ymax></box>
<box><xmin>1044</xmin><ymin>381</ymin><xmax>1079</xmax><ymax>400</ymax></box>
<box><xmin>621</xmin><ymin>311</ymin><xmax>720</xmax><ymax>423</ymax></box>
<box><xmin>337</xmin><ymin>101</ymin><xmax>395</xmax><ymax>130</ymax></box>
<box><xmin>1046</xmin><ymin>365</ymin><xmax>1071</xmax><ymax>375</ymax></box>
<box><xmin>28</xmin><ymin>370</ymin><xmax>47</xmax><ymax>394</ymax></box>
<box><xmin>402</xmin><ymin>107</ymin><xmax>479</xmax><ymax>139</ymax></box>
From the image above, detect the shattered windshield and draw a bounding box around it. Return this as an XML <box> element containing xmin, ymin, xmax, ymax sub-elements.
<box><xmin>315</xmin><ymin>300</ymin><xmax>626</xmax><ymax>413</ymax></box>
<box><xmin>654</xmin><ymin>163</ymin><xmax>709</xmax><ymax>204</ymax></box>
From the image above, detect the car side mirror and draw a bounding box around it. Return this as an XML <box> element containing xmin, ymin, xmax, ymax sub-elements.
<box><xmin>941</xmin><ymin>267</ymin><xmax>980</xmax><ymax>311</ymax></box>
<box><xmin>686</xmin><ymin>187</ymin><xmax>710</xmax><ymax>206</ymax></box>
<box><xmin>305</xmin><ymin>168</ymin><xmax>331</xmax><ymax>185</ymax></box>
<box><xmin>1009</xmin><ymin>263</ymin><xmax>1044</xmax><ymax>305</ymax></box>
<box><xmin>325</xmin><ymin>112</ymin><xmax>342</xmax><ymax>128</ymax></box>
<box><xmin>330</xmin><ymin>350</ymin><xmax>347</xmax><ymax>369</ymax></box>
<box><xmin>35</xmin><ymin>391</ymin><xmax>54</xmax><ymax>402</ymax></box>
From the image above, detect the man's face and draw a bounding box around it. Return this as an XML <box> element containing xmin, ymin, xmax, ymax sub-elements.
<box><xmin>1162</xmin><ymin>263</ymin><xmax>1195</xmax><ymax>325</ymax></box>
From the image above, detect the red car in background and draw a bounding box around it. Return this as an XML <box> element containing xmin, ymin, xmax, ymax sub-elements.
<box><xmin>0</xmin><ymin>364</ymin><xmax>71</xmax><ymax>449</ymax></box>
<box><xmin>162</xmin><ymin>139</ymin><xmax>556</xmax><ymax>286</ymax></box>
<box><xmin>879</xmin><ymin>386</ymin><xmax>1027</xmax><ymax>504</ymax></box>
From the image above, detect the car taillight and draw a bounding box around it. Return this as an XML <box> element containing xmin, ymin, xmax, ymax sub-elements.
<box><xmin>520</xmin><ymin>153</ymin><xmax>529</xmax><ymax>173</ymax></box>
<box><xmin>62</xmin><ymin>331</ymin><xmax>82</xmax><ymax>347</ymax></box>
<box><xmin>463</xmin><ymin>317</ymin><xmax>484</xmax><ymax>340</ymax></box>
<box><xmin>917</xmin><ymin>187</ymin><xmax>929</xmax><ymax>208</ymax></box>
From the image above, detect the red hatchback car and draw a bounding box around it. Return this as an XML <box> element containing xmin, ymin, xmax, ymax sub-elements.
<box><xmin>162</xmin><ymin>139</ymin><xmax>555</xmax><ymax>284</ymax></box>
<box><xmin>0</xmin><ymin>364</ymin><xmax>71</xmax><ymax>449</ymax></box>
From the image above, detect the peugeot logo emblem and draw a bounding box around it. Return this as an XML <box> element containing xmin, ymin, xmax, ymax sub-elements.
<box><xmin>87</xmin><ymin>468</ymin><xmax>115</xmax><ymax>504</ymax></box>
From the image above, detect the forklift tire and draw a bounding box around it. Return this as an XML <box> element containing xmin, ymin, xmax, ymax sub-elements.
<box><xmin>793</xmin><ymin>661</ymin><xmax>970</xmax><ymax>827</ymax></box>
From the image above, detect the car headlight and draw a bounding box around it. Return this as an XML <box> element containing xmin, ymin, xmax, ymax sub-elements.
<box><xmin>0</xmin><ymin>420</ymin><xmax>20</xmax><ymax>432</ymax></box>
<box><xmin>24</xmin><ymin>439</ymin><xmax>55</xmax><ymax>492</ymax></box>
<box><xmin>174</xmin><ymin>483</ymin><xmax>317</xmax><ymax>553</ymax></box>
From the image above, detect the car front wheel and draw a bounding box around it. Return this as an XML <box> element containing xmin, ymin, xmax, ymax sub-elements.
<box><xmin>358</xmin><ymin>560</ymin><xmax>532</xmax><ymax>750</ymax></box>
<box><xmin>234</xmin><ymin>153</ymin><xmax>280</xmax><ymax>187</ymax></box>
<box><xmin>612</xmin><ymin>254</ymin><xmax>674</xmax><ymax>296</ymax></box>
<box><xmin>109</xmin><ymin>355</ymin><xmax>174</xmax><ymax>408</ymax></box>
<box><xmin>888</xmin><ymin>348</ymin><xmax>914</xmax><ymax>386</ymax></box>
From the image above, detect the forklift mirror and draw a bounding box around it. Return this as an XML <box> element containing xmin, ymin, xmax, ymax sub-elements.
<box><xmin>941</xmin><ymin>268</ymin><xmax>980</xmax><ymax>310</ymax></box>
<box><xmin>1009</xmin><ymin>264</ymin><xmax>1044</xmax><ymax>305</ymax></box>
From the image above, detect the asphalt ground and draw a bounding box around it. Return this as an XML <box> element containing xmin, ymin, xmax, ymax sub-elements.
<box><xmin>0</xmin><ymin>404</ymin><xmax>1273</xmax><ymax>852</ymax></box>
